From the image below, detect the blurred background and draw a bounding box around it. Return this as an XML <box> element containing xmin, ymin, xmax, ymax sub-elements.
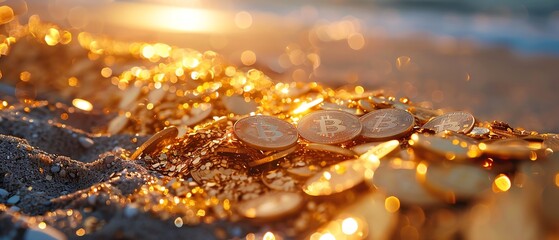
<box><xmin>6</xmin><ymin>0</ymin><xmax>559</xmax><ymax>132</ymax></box>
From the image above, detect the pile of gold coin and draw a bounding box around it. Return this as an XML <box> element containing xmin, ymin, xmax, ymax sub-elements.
<box><xmin>2</xmin><ymin>11</ymin><xmax>559</xmax><ymax>240</ymax></box>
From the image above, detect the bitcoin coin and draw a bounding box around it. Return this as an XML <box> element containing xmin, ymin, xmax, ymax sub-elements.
<box><xmin>481</xmin><ymin>138</ymin><xmax>545</xmax><ymax>160</ymax></box>
<box><xmin>409</xmin><ymin>133</ymin><xmax>481</xmax><ymax>162</ymax></box>
<box><xmin>249</xmin><ymin>145</ymin><xmax>299</xmax><ymax>167</ymax></box>
<box><xmin>416</xmin><ymin>161</ymin><xmax>492</xmax><ymax>202</ymax></box>
<box><xmin>422</xmin><ymin>111</ymin><xmax>475</xmax><ymax>134</ymax></box>
<box><xmin>306</xmin><ymin>143</ymin><xmax>357</xmax><ymax>157</ymax></box>
<box><xmin>371</xmin><ymin>160</ymin><xmax>442</xmax><ymax>206</ymax></box>
<box><xmin>360</xmin><ymin>108</ymin><xmax>415</xmax><ymax>140</ymax></box>
<box><xmin>303</xmin><ymin>159</ymin><xmax>367</xmax><ymax>196</ymax></box>
<box><xmin>236</xmin><ymin>191</ymin><xmax>303</xmax><ymax>221</ymax></box>
<box><xmin>297</xmin><ymin>110</ymin><xmax>362</xmax><ymax>144</ymax></box>
<box><xmin>234</xmin><ymin>115</ymin><xmax>298</xmax><ymax>151</ymax></box>
<box><xmin>129</xmin><ymin>126</ymin><xmax>178</xmax><ymax>160</ymax></box>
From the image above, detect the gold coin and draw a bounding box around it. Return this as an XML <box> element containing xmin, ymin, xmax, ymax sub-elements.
<box><xmin>408</xmin><ymin>106</ymin><xmax>443</xmax><ymax>124</ymax></box>
<box><xmin>481</xmin><ymin>138</ymin><xmax>544</xmax><ymax>160</ymax></box>
<box><xmin>302</xmin><ymin>159</ymin><xmax>366</xmax><ymax>196</ymax></box>
<box><xmin>129</xmin><ymin>126</ymin><xmax>178</xmax><ymax>160</ymax></box>
<box><xmin>360</xmin><ymin>109</ymin><xmax>415</xmax><ymax>140</ymax></box>
<box><xmin>297</xmin><ymin>110</ymin><xmax>362</xmax><ymax>144</ymax></box>
<box><xmin>234</xmin><ymin>115</ymin><xmax>298</xmax><ymax>151</ymax></box>
<box><xmin>351</xmin><ymin>142</ymin><xmax>383</xmax><ymax>155</ymax></box>
<box><xmin>249</xmin><ymin>145</ymin><xmax>298</xmax><ymax>167</ymax></box>
<box><xmin>422</xmin><ymin>111</ymin><xmax>475</xmax><ymax>134</ymax></box>
<box><xmin>416</xmin><ymin>161</ymin><xmax>492</xmax><ymax>203</ymax></box>
<box><xmin>306</xmin><ymin>143</ymin><xmax>357</xmax><ymax>157</ymax></box>
<box><xmin>359</xmin><ymin>140</ymin><xmax>400</xmax><ymax>164</ymax></box>
<box><xmin>371</xmin><ymin>160</ymin><xmax>442</xmax><ymax>206</ymax></box>
<box><xmin>236</xmin><ymin>191</ymin><xmax>303</xmax><ymax>221</ymax></box>
<box><xmin>409</xmin><ymin>133</ymin><xmax>481</xmax><ymax>162</ymax></box>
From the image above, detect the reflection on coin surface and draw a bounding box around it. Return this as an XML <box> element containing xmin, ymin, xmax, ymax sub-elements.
<box><xmin>297</xmin><ymin>110</ymin><xmax>362</xmax><ymax>144</ymax></box>
<box><xmin>409</xmin><ymin>133</ymin><xmax>481</xmax><ymax>162</ymax></box>
<box><xmin>234</xmin><ymin>115</ymin><xmax>298</xmax><ymax>151</ymax></box>
<box><xmin>236</xmin><ymin>191</ymin><xmax>303</xmax><ymax>220</ymax></box>
<box><xmin>360</xmin><ymin>108</ymin><xmax>415</xmax><ymax>140</ymax></box>
<box><xmin>417</xmin><ymin>161</ymin><xmax>492</xmax><ymax>202</ymax></box>
<box><xmin>469</xmin><ymin>127</ymin><xmax>490</xmax><ymax>138</ymax></box>
<box><xmin>422</xmin><ymin>111</ymin><xmax>475</xmax><ymax>134</ymax></box>
<box><xmin>130</xmin><ymin>126</ymin><xmax>178</xmax><ymax>160</ymax></box>
<box><xmin>481</xmin><ymin>138</ymin><xmax>544</xmax><ymax>160</ymax></box>
<box><xmin>371</xmin><ymin>160</ymin><xmax>442</xmax><ymax>206</ymax></box>
<box><xmin>303</xmin><ymin>159</ymin><xmax>366</xmax><ymax>196</ymax></box>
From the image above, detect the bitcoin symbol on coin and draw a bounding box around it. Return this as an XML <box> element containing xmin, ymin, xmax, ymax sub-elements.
<box><xmin>234</xmin><ymin>115</ymin><xmax>298</xmax><ymax>150</ymax></box>
<box><xmin>359</xmin><ymin>109</ymin><xmax>415</xmax><ymax>139</ymax></box>
<box><xmin>254</xmin><ymin>120</ymin><xmax>283</xmax><ymax>142</ymax></box>
<box><xmin>298</xmin><ymin>110</ymin><xmax>362</xmax><ymax>144</ymax></box>
<box><xmin>422</xmin><ymin>111</ymin><xmax>475</xmax><ymax>134</ymax></box>
<box><xmin>315</xmin><ymin>115</ymin><xmax>346</xmax><ymax>137</ymax></box>
<box><xmin>433</xmin><ymin>119</ymin><xmax>460</xmax><ymax>132</ymax></box>
<box><xmin>370</xmin><ymin>113</ymin><xmax>398</xmax><ymax>132</ymax></box>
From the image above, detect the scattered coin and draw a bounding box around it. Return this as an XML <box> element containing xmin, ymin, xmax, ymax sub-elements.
<box><xmin>303</xmin><ymin>159</ymin><xmax>366</xmax><ymax>196</ymax></box>
<box><xmin>310</xmin><ymin>191</ymin><xmax>397</xmax><ymax>240</ymax></box>
<box><xmin>359</xmin><ymin>140</ymin><xmax>400</xmax><ymax>165</ymax></box>
<box><xmin>408</xmin><ymin>106</ymin><xmax>443</xmax><ymax>123</ymax></box>
<box><xmin>360</xmin><ymin>109</ymin><xmax>415</xmax><ymax>140</ymax></box>
<box><xmin>468</xmin><ymin>126</ymin><xmax>490</xmax><ymax>138</ymax></box>
<box><xmin>234</xmin><ymin>115</ymin><xmax>298</xmax><ymax>151</ymax></box>
<box><xmin>249</xmin><ymin>145</ymin><xmax>299</xmax><ymax>167</ymax></box>
<box><xmin>236</xmin><ymin>191</ymin><xmax>303</xmax><ymax>221</ymax></box>
<box><xmin>357</xmin><ymin>99</ymin><xmax>375</xmax><ymax>112</ymax></box>
<box><xmin>371</xmin><ymin>160</ymin><xmax>442</xmax><ymax>206</ymax></box>
<box><xmin>297</xmin><ymin>110</ymin><xmax>362</xmax><ymax>144</ymax></box>
<box><xmin>306</xmin><ymin>143</ymin><xmax>357</xmax><ymax>157</ymax></box>
<box><xmin>417</xmin><ymin>161</ymin><xmax>493</xmax><ymax>202</ymax></box>
<box><xmin>422</xmin><ymin>111</ymin><xmax>475</xmax><ymax>134</ymax></box>
<box><xmin>410</xmin><ymin>132</ymin><xmax>481</xmax><ymax>162</ymax></box>
<box><xmin>481</xmin><ymin>138</ymin><xmax>544</xmax><ymax>160</ymax></box>
<box><xmin>351</xmin><ymin>142</ymin><xmax>382</xmax><ymax>155</ymax></box>
<box><xmin>129</xmin><ymin>126</ymin><xmax>178</xmax><ymax>160</ymax></box>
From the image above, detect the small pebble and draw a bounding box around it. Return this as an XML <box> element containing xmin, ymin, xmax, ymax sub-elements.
<box><xmin>50</xmin><ymin>165</ymin><xmax>61</xmax><ymax>173</ymax></box>
<box><xmin>59</xmin><ymin>170</ymin><xmax>66</xmax><ymax>177</ymax></box>
<box><xmin>9</xmin><ymin>206</ymin><xmax>20</xmax><ymax>211</ymax></box>
<box><xmin>24</xmin><ymin>226</ymin><xmax>67</xmax><ymax>240</ymax></box>
<box><xmin>7</xmin><ymin>195</ymin><xmax>20</xmax><ymax>204</ymax></box>
<box><xmin>0</xmin><ymin>188</ymin><xmax>9</xmax><ymax>198</ymax></box>
<box><xmin>78</xmin><ymin>136</ymin><xmax>95</xmax><ymax>148</ymax></box>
